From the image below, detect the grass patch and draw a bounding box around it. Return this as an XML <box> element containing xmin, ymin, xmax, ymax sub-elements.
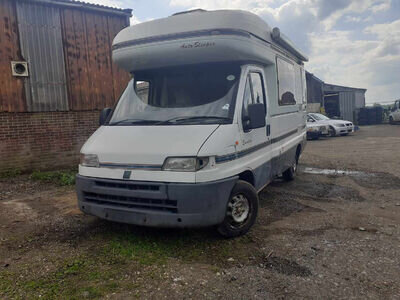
<box><xmin>0</xmin><ymin>222</ymin><xmax>260</xmax><ymax>298</ymax></box>
<box><xmin>0</xmin><ymin>169</ymin><xmax>22</xmax><ymax>179</ymax></box>
<box><xmin>30</xmin><ymin>170</ymin><xmax>76</xmax><ymax>186</ymax></box>
<box><xmin>101</xmin><ymin>225</ymin><xmax>258</xmax><ymax>267</ymax></box>
<box><xmin>3</xmin><ymin>256</ymin><xmax>123</xmax><ymax>299</ymax></box>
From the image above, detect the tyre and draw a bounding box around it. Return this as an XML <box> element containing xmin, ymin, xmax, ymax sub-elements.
<box><xmin>283</xmin><ymin>155</ymin><xmax>298</xmax><ymax>181</ymax></box>
<box><xmin>217</xmin><ymin>180</ymin><xmax>259</xmax><ymax>238</ymax></box>
<box><xmin>328</xmin><ymin>126</ymin><xmax>336</xmax><ymax>137</ymax></box>
<box><xmin>390</xmin><ymin>116</ymin><xmax>394</xmax><ymax>125</ymax></box>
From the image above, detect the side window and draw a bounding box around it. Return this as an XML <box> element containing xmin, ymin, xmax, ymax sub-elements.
<box><xmin>134</xmin><ymin>80</ymin><xmax>150</xmax><ymax>103</ymax></box>
<box><xmin>277</xmin><ymin>57</ymin><xmax>296</xmax><ymax>106</ymax></box>
<box><xmin>242</xmin><ymin>71</ymin><xmax>266</xmax><ymax>128</ymax></box>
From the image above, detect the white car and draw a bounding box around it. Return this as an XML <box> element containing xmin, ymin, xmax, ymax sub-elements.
<box><xmin>306</xmin><ymin>122</ymin><xmax>328</xmax><ymax>140</ymax></box>
<box><xmin>389</xmin><ymin>100</ymin><xmax>400</xmax><ymax>124</ymax></box>
<box><xmin>307</xmin><ymin>113</ymin><xmax>354</xmax><ymax>136</ymax></box>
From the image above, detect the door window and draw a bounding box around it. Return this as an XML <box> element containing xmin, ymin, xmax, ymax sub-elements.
<box><xmin>242</xmin><ymin>71</ymin><xmax>266</xmax><ymax>129</ymax></box>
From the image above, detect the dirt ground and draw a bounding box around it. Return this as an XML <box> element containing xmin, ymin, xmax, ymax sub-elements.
<box><xmin>0</xmin><ymin>124</ymin><xmax>399</xmax><ymax>299</ymax></box>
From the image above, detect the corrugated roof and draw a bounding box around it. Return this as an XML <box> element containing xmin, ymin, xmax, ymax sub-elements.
<box><xmin>22</xmin><ymin>0</ymin><xmax>132</xmax><ymax>16</ymax></box>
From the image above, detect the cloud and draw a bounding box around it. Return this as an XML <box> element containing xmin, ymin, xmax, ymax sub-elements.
<box><xmin>370</xmin><ymin>0</ymin><xmax>391</xmax><ymax>13</ymax></box>
<box><xmin>308</xmin><ymin>18</ymin><xmax>400</xmax><ymax>102</ymax></box>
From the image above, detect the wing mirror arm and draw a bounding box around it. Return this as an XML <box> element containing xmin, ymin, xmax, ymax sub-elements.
<box><xmin>99</xmin><ymin>108</ymin><xmax>113</xmax><ymax>126</ymax></box>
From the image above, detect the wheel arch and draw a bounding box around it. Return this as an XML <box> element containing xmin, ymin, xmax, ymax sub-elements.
<box><xmin>237</xmin><ymin>169</ymin><xmax>255</xmax><ymax>187</ymax></box>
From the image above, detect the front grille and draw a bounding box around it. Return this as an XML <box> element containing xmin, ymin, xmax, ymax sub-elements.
<box><xmin>83</xmin><ymin>192</ymin><xmax>178</xmax><ymax>213</ymax></box>
<box><xmin>346</xmin><ymin>123</ymin><xmax>352</xmax><ymax>127</ymax></box>
<box><xmin>94</xmin><ymin>180</ymin><xmax>160</xmax><ymax>191</ymax></box>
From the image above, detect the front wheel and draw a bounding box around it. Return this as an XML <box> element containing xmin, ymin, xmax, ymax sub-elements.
<box><xmin>329</xmin><ymin>126</ymin><xmax>336</xmax><ymax>137</ymax></box>
<box><xmin>283</xmin><ymin>156</ymin><xmax>298</xmax><ymax>181</ymax></box>
<box><xmin>390</xmin><ymin>117</ymin><xmax>394</xmax><ymax>125</ymax></box>
<box><xmin>217</xmin><ymin>180</ymin><xmax>259</xmax><ymax>238</ymax></box>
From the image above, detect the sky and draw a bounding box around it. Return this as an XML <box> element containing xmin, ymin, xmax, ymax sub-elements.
<box><xmin>87</xmin><ymin>0</ymin><xmax>399</xmax><ymax>104</ymax></box>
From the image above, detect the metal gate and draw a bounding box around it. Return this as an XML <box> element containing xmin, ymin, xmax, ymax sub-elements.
<box><xmin>16</xmin><ymin>1</ymin><xmax>68</xmax><ymax>111</ymax></box>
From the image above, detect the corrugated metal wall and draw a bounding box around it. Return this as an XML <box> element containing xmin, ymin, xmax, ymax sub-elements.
<box><xmin>354</xmin><ymin>91</ymin><xmax>365</xmax><ymax>109</ymax></box>
<box><xmin>17</xmin><ymin>1</ymin><xmax>69</xmax><ymax>112</ymax></box>
<box><xmin>339</xmin><ymin>92</ymin><xmax>355</xmax><ymax>122</ymax></box>
<box><xmin>0</xmin><ymin>0</ymin><xmax>130</xmax><ymax>113</ymax></box>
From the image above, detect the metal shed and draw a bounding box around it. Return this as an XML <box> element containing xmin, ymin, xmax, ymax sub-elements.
<box><xmin>305</xmin><ymin>71</ymin><xmax>367</xmax><ymax>122</ymax></box>
<box><xmin>323</xmin><ymin>84</ymin><xmax>367</xmax><ymax>122</ymax></box>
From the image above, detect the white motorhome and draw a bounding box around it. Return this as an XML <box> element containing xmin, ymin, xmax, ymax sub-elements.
<box><xmin>76</xmin><ymin>9</ymin><xmax>308</xmax><ymax>237</ymax></box>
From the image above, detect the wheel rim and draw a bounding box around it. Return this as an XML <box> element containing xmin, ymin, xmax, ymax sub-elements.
<box><xmin>293</xmin><ymin>160</ymin><xmax>297</xmax><ymax>173</ymax></box>
<box><xmin>228</xmin><ymin>194</ymin><xmax>250</xmax><ymax>226</ymax></box>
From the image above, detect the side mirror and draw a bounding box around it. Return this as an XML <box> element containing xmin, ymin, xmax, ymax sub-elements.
<box><xmin>246</xmin><ymin>103</ymin><xmax>266</xmax><ymax>130</ymax></box>
<box><xmin>99</xmin><ymin>108</ymin><xmax>112</xmax><ymax>126</ymax></box>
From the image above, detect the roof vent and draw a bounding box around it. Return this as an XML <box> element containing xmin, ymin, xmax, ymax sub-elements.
<box><xmin>172</xmin><ymin>9</ymin><xmax>206</xmax><ymax>16</ymax></box>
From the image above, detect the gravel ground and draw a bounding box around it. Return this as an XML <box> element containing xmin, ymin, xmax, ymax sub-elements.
<box><xmin>0</xmin><ymin>124</ymin><xmax>399</xmax><ymax>299</ymax></box>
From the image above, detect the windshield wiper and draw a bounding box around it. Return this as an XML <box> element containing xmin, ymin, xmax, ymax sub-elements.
<box><xmin>109</xmin><ymin>119</ymin><xmax>160</xmax><ymax>126</ymax></box>
<box><xmin>156</xmin><ymin>116</ymin><xmax>231</xmax><ymax>125</ymax></box>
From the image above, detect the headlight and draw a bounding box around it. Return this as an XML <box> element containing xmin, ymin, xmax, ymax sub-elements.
<box><xmin>307</xmin><ymin>127</ymin><xmax>318</xmax><ymax>132</ymax></box>
<box><xmin>162</xmin><ymin>157</ymin><xmax>209</xmax><ymax>172</ymax></box>
<box><xmin>80</xmin><ymin>154</ymin><xmax>99</xmax><ymax>167</ymax></box>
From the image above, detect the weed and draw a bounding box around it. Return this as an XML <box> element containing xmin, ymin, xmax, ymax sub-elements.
<box><xmin>30</xmin><ymin>170</ymin><xmax>76</xmax><ymax>186</ymax></box>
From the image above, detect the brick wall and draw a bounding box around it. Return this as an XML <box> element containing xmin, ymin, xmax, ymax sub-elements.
<box><xmin>0</xmin><ymin>111</ymin><xmax>100</xmax><ymax>172</ymax></box>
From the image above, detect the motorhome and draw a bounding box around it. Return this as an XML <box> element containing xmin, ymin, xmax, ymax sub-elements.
<box><xmin>76</xmin><ymin>9</ymin><xmax>308</xmax><ymax>237</ymax></box>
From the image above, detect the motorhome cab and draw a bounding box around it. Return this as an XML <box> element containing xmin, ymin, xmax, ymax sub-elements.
<box><xmin>76</xmin><ymin>9</ymin><xmax>308</xmax><ymax>237</ymax></box>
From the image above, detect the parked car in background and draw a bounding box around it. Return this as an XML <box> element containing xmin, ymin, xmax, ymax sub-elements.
<box><xmin>306</xmin><ymin>122</ymin><xmax>321</xmax><ymax>140</ymax></box>
<box><xmin>306</xmin><ymin>121</ymin><xmax>327</xmax><ymax>140</ymax></box>
<box><xmin>307</xmin><ymin>115</ymin><xmax>328</xmax><ymax>139</ymax></box>
<box><xmin>389</xmin><ymin>100</ymin><xmax>400</xmax><ymax>124</ymax></box>
<box><xmin>307</xmin><ymin>113</ymin><xmax>353</xmax><ymax>137</ymax></box>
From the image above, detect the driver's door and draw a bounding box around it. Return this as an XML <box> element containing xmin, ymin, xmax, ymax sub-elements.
<box><xmin>237</xmin><ymin>67</ymin><xmax>270</xmax><ymax>188</ymax></box>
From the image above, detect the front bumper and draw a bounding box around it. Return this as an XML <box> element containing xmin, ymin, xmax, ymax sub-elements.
<box><xmin>336</xmin><ymin>126</ymin><xmax>354</xmax><ymax>134</ymax></box>
<box><xmin>76</xmin><ymin>175</ymin><xmax>237</xmax><ymax>228</ymax></box>
<box><xmin>307</xmin><ymin>130</ymin><xmax>321</xmax><ymax>139</ymax></box>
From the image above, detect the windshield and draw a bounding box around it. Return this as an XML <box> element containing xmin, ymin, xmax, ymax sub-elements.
<box><xmin>109</xmin><ymin>63</ymin><xmax>241</xmax><ymax>126</ymax></box>
<box><xmin>310</xmin><ymin>113</ymin><xmax>330</xmax><ymax>121</ymax></box>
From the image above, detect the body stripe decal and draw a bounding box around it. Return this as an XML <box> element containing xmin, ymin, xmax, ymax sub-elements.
<box><xmin>215</xmin><ymin>129</ymin><xmax>301</xmax><ymax>164</ymax></box>
<box><xmin>270</xmin><ymin>128</ymin><xmax>298</xmax><ymax>144</ymax></box>
<box><xmin>113</xmin><ymin>28</ymin><xmax>251</xmax><ymax>50</ymax></box>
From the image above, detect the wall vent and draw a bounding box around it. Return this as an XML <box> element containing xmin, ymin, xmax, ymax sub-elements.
<box><xmin>11</xmin><ymin>61</ymin><xmax>29</xmax><ymax>77</ymax></box>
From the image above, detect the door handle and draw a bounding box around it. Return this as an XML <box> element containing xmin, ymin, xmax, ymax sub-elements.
<box><xmin>266</xmin><ymin>125</ymin><xmax>271</xmax><ymax>136</ymax></box>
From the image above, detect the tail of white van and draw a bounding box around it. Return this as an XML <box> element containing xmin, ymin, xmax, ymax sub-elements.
<box><xmin>76</xmin><ymin>9</ymin><xmax>308</xmax><ymax>237</ymax></box>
